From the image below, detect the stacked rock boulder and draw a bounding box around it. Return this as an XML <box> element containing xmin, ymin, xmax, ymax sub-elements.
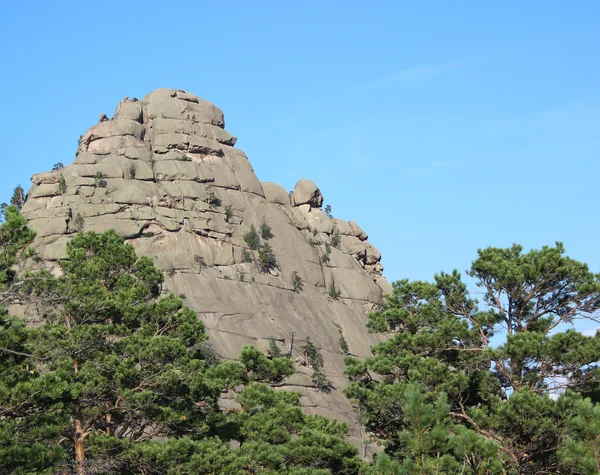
<box><xmin>19</xmin><ymin>88</ymin><xmax>392</xmax><ymax>448</ymax></box>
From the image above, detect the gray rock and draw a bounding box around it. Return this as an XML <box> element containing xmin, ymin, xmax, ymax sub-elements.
<box><xmin>114</xmin><ymin>99</ymin><xmax>143</xmax><ymax>122</ymax></box>
<box><xmin>262</xmin><ymin>182</ymin><xmax>290</xmax><ymax>205</ymax></box>
<box><xmin>143</xmin><ymin>88</ymin><xmax>224</xmax><ymax>127</ymax></box>
<box><xmin>80</xmin><ymin>119</ymin><xmax>144</xmax><ymax>144</ymax></box>
<box><xmin>291</xmin><ymin>179</ymin><xmax>323</xmax><ymax>208</ymax></box>
<box><xmin>349</xmin><ymin>220</ymin><xmax>368</xmax><ymax>240</ymax></box>
<box><xmin>20</xmin><ymin>88</ymin><xmax>389</xmax><ymax>449</ymax></box>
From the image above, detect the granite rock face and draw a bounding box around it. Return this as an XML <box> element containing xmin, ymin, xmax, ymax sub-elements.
<box><xmin>19</xmin><ymin>88</ymin><xmax>391</xmax><ymax>449</ymax></box>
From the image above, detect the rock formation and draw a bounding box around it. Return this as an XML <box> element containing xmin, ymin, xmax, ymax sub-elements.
<box><xmin>18</xmin><ymin>88</ymin><xmax>392</xmax><ymax>449</ymax></box>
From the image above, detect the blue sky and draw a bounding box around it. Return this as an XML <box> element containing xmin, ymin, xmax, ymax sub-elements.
<box><xmin>1</xmin><ymin>1</ymin><xmax>599</xmax><ymax>332</ymax></box>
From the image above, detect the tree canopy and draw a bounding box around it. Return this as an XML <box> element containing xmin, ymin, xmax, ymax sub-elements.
<box><xmin>0</xmin><ymin>212</ymin><xmax>364</xmax><ymax>474</ymax></box>
<box><xmin>3</xmin><ymin>203</ymin><xmax>600</xmax><ymax>474</ymax></box>
<box><xmin>346</xmin><ymin>243</ymin><xmax>600</xmax><ymax>474</ymax></box>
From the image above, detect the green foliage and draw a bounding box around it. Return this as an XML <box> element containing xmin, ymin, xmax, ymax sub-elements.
<box><xmin>292</xmin><ymin>270</ymin><xmax>303</xmax><ymax>292</ymax></box>
<box><xmin>322</xmin><ymin>242</ymin><xmax>332</xmax><ymax>264</ymax></box>
<box><xmin>258</xmin><ymin>242</ymin><xmax>277</xmax><ymax>273</ymax></box>
<box><xmin>312</xmin><ymin>370</ymin><xmax>334</xmax><ymax>393</ymax></box>
<box><xmin>9</xmin><ymin>186</ymin><xmax>25</xmax><ymax>210</ymax></box>
<box><xmin>362</xmin><ymin>453</ymin><xmax>404</xmax><ymax>474</ymax></box>
<box><xmin>302</xmin><ymin>337</ymin><xmax>324</xmax><ymax>371</ymax></box>
<box><xmin>331</xmin><ymin>230</ymin><xmax>341</xmax><ymax>249</ymax></box>
<box><xmin>328</xmin><ymin>284</ymin><xmax>341</xmax><ymax>299</ymax></box>
<box><xmin>0</xmin><ymin>221</ymin><xmax>368</xmax><ymax>473</ymax></box>
<box><xmin>302</xmin><ymin>338</ymin><xmax>332</xmax><ymax>392</ymax></box>
<box><xmin>224</xmin><ymin>204</ymin><xmax>233</xmax><ymax>223</ymax></box>
<box><xmin>142</xmin><ymin>231</ymin><xmax>155</xmax><ymax>238</ymax></box>
<box><xmin>241</xmin><ymin>248</ymin><xmax>253</xmax><ymax>263</ymax></box>
<box><xmin>129</xmin><ymin>164</ymin><xmax>136</xmax><ymax>179</ymax></box>
<box><xmin>177</xmin><ymin>154</ymin><xmax>192</xmax><ymax>161</ymax></box>
<box><xmin>208</xmin><ymin>345</ymin><xmax>293</xmax><ymax>387</ymax></box>
<box><xmin>206</xmin><ymin>190</ymin><xmax>221</xmax><ymax>208</ymax></box>
<box><xmin>346</xmin><ymin>243</ymin><xmax>600</xmax><ymax>473</ymax></box>
<box><xmin>324</xmin><ymin>204</ymin><xmax>333</xmax><ymax>218</ymax></box>
<box><xmin>558</xmin><ymin>396</ymin><xmax>600</xmax><ymax>474</ymax></box>
<box><xmin>243</xmin><ymin>225</ymin><xmax>260</xmax><ymax>250</ymax></box>
<box><xmin>339</xmin><ymin>332</ymin><xmax>349</xmax><ymax>355</ymax></box>
<box><xmin>0</xmin><ymin>206</ymin><xmax>36</xmax><ymax>292</ymax></box>
<box><xmin>52</xmin><ymin>162</ymin><xmax>64</xmax><ymax>172</ymax></box>
<box><xmin>0</xmin><ymin>230</ymin><xmax>222</xmax><ymax>472</ymax></box>
<box><xmin>58</xmin><ymin>174</ymin><xmax>67</xmax><ymax>194</ymax></box>
<box><xmin>268</xmin><ymin>337</ymin><xmax>282</xmax><ymax>358</ymax></box>
<box><xmin>71</xmin><ymin>377</ymin><xmax>363</xmax><ymax>474</ymax></box>
<box><xmin>94</xmin><ymin>171</ymin><xmax>107</xmax><ymax>188</ymax></box>
<box><xmin>227</xmin><ymin>383</ymin><xmax>362</xmax><ymax>473</ymax></box>
<box><xmin>260</xmin><ymin>218</ymin><xmax>273</xmax><ymax>239</ymax></box>
<box><xmin>238</xmin><ymin>345</ymin><xmax>294</xmax><ymax>384</ymax></box>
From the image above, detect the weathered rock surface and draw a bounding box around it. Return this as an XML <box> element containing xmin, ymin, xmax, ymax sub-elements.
<box><xmin>19</xmin><ymin>88</ymin><xmax>389</xmax><ymax>449</ymax></box>
<box><xmin>291</xmin><ymin>178</ymin><xmax>323</xmax><ymax>207</ymax></box>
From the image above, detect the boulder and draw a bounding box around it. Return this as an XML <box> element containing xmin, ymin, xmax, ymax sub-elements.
<box><xmin>291</xmin><ymin>179</ymin><xmax>323</xmax><ymax>208</ymax></box>
<box><xmin>349</xmin><ymin>220</ymin><xmax>368</xmax><ymax>240</ymax></box>
<box><xmin>262</xmin><ymin>182</ymin><xmax>290</xmax><ymax>205</ymax></box>
<box><xmin>114</xmin><ymin>99</ymin><xmax>143</xmax><ymax>122</ymax></box>
<box><xmin>143</xmin><ymin>88</ymin><xmax>225</xmax><ymax>126</ymax></box>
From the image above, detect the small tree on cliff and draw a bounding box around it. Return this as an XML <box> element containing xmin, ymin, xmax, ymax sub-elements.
<box><xmin>9</xmin><ymin>186</ymin><xmax>25</xmax><ymax>210</ymax></box>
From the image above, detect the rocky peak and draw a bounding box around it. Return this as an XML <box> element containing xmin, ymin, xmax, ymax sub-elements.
<box><xmin>19</xmin><ymin>88</ymin><xmax>391</xmax><ymax>448</ymax></box>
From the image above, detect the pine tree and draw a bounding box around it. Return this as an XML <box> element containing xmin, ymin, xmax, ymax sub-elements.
<box><xmin>243</xmin><ymin>225</ymin><xmax>260</xmax><ymax>250</ymax></box>
<box><xmin>0</xmin><ymin>205</ymin><xmax>36</xmax><ymax>297</ymax></box>
<box><xmin>558</xmin><ymin>397</ymin><xmax>600</xmax><ymax>474</ymax></box>
<box><xmin>339</xmin><ymin>332</ymin><xmax>350</xmax><ymax>355</ymax></box>
<box><xmin>0</xmin><ymin>213</ymin><xmax>367</xmax><ymax>474</ymax></box>
<box><xmin>302</xmin><ymin>337</ymin><xmax>332</xmax><ymax>392</ymax></box>
<box><xmin>0</xmin><ymin>230</ymin><xmax>220</xmax><ymax>473</ymax></box>
<box><xmin>346</xmin><ymin>243</ymin><xmax>600</xmax><ymax>473</ymax></box>
<box><xmin>268</xmin><ymin>336</ymin><xmax>282</xmax><ymax>358</ymax></box>
<box><xmin>9</xmin><ymin>186</ymin><xmax>24</xmax><ymax>210</ymax></box>
<box><xmin>259</xmin><ymin>218</ymin><xmax>273</xmax><ymax>239</ymax></box>
<box><xmin>292</xmin><ymin>270</ymin><xmax>303</xmax><ymax>292</ymax></box>
<box><xmin>257</xmin><ymin>242</ymin><xmax>277</xmax><ymax>273</ymax></box>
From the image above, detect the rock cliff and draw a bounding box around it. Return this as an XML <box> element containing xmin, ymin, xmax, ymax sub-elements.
<box><xmin>18</xmin><ymin>88</ymin><xmax>392</xmax><ymax>448</ymax></box>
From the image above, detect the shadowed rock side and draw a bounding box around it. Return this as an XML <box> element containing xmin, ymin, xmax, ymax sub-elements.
<box><xmin>19</xmin><ymin>88</ymin><xmax>392</xmax><ymax>450</ymax></box>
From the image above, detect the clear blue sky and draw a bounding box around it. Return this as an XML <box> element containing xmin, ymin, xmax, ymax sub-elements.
<box><xmin>1</xmin><ymin>1</ymin><xmax>599</xmax><ymax>331</ymax></box>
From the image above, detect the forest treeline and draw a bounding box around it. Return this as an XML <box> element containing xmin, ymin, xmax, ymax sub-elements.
<box><xmin>1</xmin><ymin>200</ymin><xmax>599</xmax><ymax>474</ymax></box>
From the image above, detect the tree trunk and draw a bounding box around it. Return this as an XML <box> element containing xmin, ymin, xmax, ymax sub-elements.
<box><xmin>287</xmin><ymin>330</ymin><xmax>294</xmax><ymax>357</ymax></box>
<box><xmin>74</xmin><ymin>435</ymin><xmax>86</xmax><ymax>475</ymax></box>
<box><xmin>73</xmin><ymin>401</ymin><xmax>86</xmax><ymax>475</ymax></box>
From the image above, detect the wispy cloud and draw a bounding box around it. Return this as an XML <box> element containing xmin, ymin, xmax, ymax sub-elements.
<box><xmin>583</xmin><ymin>327</ymin><xmax>599</xmax><ymax>337</ymax></box>
<box><xmin>303</xmin><ymin>62</ymin><xmax>457</xmax><ymax>111</ymax></box>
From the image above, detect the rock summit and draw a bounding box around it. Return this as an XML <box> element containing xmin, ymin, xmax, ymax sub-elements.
<box><xmin>18</xmin><ymin>88</ymin><xmax>392</xmax><ymax>446</ymax></box>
